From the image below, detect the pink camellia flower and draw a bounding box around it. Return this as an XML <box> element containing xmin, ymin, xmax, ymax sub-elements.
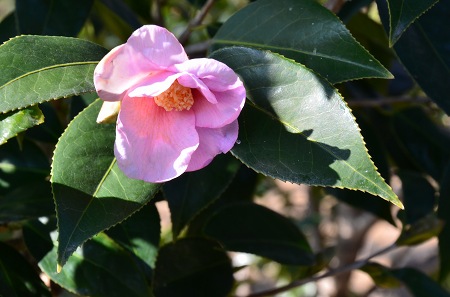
<box><xmin>94</xmin><ymin>25</ymin><xmax>246</xmax><ymax>183</ymax></box>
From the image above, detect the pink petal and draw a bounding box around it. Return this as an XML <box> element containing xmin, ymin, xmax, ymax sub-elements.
<box><xmin>94</xmin><ymin>25</ymin><xmax>188</xmax><ymax>101</ymax></box>
<box><xmin>186</xmin><ymin>120</ymin><xmax>239</xmax><ymax>172</ymax></box>
<box><xmin>115</xmin><ymin>95</ymin><xmax>199</xmax><ymax>183</ymax></box>
<box><xmin>171</xmin><ymin>58</ymin><xmax>242</xmax><ymax>92</ymax></box>
<box><xmin>192</xmin><ymin>86</ymin><xmax>246</xmax><ymax>129</ymax></box>
<box><xmin>128</xmin><ymin>72</ymin><xmax>180</xmax><ymax>98</ymax></box>
<box><xmin>94</xmin><ymin>44</ymin><xmax>155</xmax><ymax>101</ymax></box>
<box><xmin>128</xmin><ymin>25</ymin><xmax>188</xmax><ymax>68</ymax></box>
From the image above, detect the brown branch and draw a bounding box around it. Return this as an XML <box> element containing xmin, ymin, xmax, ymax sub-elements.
<box><xmin>178</xmin><ymin>0</ymin><xmax>216</xmax><ymax>45</ymax></box>
<box><xmin>236</xmin><ymin>244</ymin><xmax>397</xmax><ymax>297</ymax></box>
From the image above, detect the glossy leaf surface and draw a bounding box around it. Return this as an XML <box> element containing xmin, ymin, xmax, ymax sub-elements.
<box><xmin>153</xmin><ymin>238</ymin><xmax>233</xmax><ymax>297</ymax></box>
<box><xmin>0</xmin><ymin>242</ymin><xmax>51</xmax><ymax>297</ymax></box>
<box><xmin>204</xmin><ymin>202</ymin><xmax>314</xmax><ymax>265</ymax></box>
<box><xmin>39</xmin><ymin>233</ymin><xmax>152</xmax><ymax>297</ymax></box>
<box><xmin>51</xmin><ymin>100</ymin><xmax>161</xmax><ymax>267</ymax></box>
<box><xmin>164</xmin><ymin>153</ymin><xmax>240</xmax><ymax>236</ymax></box>
<box><xmin>106</xmin><ymin>202</ymin><xmax>161</xmax><ymax>269</ymax></box>
<box><xmin>386</xmin><ymin>0</ymin><xmax>439</xmax><ymax>45</ymax></box>
<box><xmin>211</xmin><ymin>0</ymin><xmax>392</xmax><ymax>84</ymax></box>
<box><xmin>0</xmin><ymin>107</ymin><xmax>44</xmax><ymax>145</ymax></box>
<box><xmin>378</xmin><ymin>0</ymin><xmax>450</xmax><ymax>115</ymax></box>
<box><xmin>211</xmin><ymin>47</ymin><xmax>401</xmax><ymax>207</ymax></box>
<box><xmin>0</xmin><ymin>35</ymin><xmax>108</xmax><ymax>113</ymax></box>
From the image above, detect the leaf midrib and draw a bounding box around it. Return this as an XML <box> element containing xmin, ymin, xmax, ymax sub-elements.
<box><xmin>0</xmin><ymin>61</ymin><xmax>99</xmax><ymax>90</ymax></box>
<box><xmin>212</xmin><ymin>39</ymin><xmax>384</xmax><ymax>73</ymax></box>
<box><xmin>59</xmin><ymin>158</ymin><xmax>117</xmax><ymax>264</ymax></box>
<box><xmin>247</xmin><ymin>102</ymin><xmax>395</xmax><ymax>200</ymax></box>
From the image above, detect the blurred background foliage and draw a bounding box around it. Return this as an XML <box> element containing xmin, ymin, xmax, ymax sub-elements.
<box><xmin>0</xmin><ymin>0</ymin><xmax>450</xmax><ymax>296</ymax></box>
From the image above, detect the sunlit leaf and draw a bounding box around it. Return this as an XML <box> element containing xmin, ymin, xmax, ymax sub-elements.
<box><xmin>0</xmin><ymin>35</ymin><xmax>107</xmax><ymax>113</ymax></box>
<box><xmin>211</xmin><ymin>47</ymin><xmax>401</xmax><ymax>207</ymax></box>
<box><xmin>0</xmin><ymin>106</ymin><xmax>44</xmax><ymax>145</ymax></box>
<box><xmin>51</xmin><ymin>100</ymin><xmax>161</xmax><ymax>267</ymax></box>
<box><xmin>211</xmin><ymin>0</ymin><xmax>392</xmax><ymax>84</ymax></box>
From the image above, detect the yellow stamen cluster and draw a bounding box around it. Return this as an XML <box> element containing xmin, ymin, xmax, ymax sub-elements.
<box><xmin>153</xmin><ymin>80</ymin><xmax>194</xmax><ymax>111</ymax></box>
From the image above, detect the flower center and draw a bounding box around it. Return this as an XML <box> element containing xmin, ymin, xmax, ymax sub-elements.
<box><xmin>153</xmin><ymin>80</ymin><xmax>194</xmax><ymax>111</ymax></box>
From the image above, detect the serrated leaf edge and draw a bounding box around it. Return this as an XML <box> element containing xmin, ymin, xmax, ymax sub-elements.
<box><xmin>388</xmin><ymin>0</ymin><xmax>441</xmax><ymax>46</ymax></box>
<box><xmin>50</xmin><ymin>100</ymin><xmax>161</xmax><ymax>268</ymax></box>
<box><xmin>220</xmin><ymin>47</ymin><xmax>402</xmax><ymax>208</ymax></box>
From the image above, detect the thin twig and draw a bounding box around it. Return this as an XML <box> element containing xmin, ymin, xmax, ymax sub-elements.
<box><xmin>178</xmin><ymin>0</ymin><xmax>216</xmax><ymax>45</ymax></box>
<box><xmin>152</xmin><ymin>0</ymin><xmax>165</xmax><ymax>27</ymax></box>
<box><xmin>237</xmin><ymin>243</ymin><xmax>397</xmax><ymax>297</ymax></box>
<box><xmin>348</xmin><ymin>96</ymin><xmax>432</xmax><ymax>108</ymax></box>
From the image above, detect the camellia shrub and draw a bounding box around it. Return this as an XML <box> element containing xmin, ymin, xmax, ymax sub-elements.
<box><xmin>0</xmin><ymin>0</ymin><xmax>449</xmax><ymax>296</ymax></box>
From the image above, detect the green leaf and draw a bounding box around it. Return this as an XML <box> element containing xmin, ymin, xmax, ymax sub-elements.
<box><xmin>439</xmin><ymin>163</ymin><xmax>450</xmax><ymax>282</ymax></box>
<box><xmin>390</xmin><ymin>107</ymin><xmax>450</xmax><ymax>180</ymax></box>
<box><xmin>23</xmin><ymin>218</ymin><xmax>57</xmax><ymax>262</ymax></box>
<box><xmin>378</xmin><ymin>0</ymin><xmax>450</xmax><ymax>115</ymax></box>
<box><xmin>15</xmin><ymin>0</ymin><xmax>94</xmax><ymax>36</ymax></box>
<box><xmin>26</xmin><ymin>103</ymin><xmax>64</xmax><ymax>143</ymax></box>
<box><xmin>0</xmin><ymin>181</ymin><xmax>54</xmax><ymax>223</ymax></box>
<box><xmin>391</xmin><ymin>267</ymin><xmax>450</xmax><ymax>297</ymax></box>
<box><xmin>396</xmin><ymin>213</ymin><xmax>443</xmax><ymax>246</ymax></box>
<box><xmin>0</xmin><ymin>241</ymin><xmax>51</xmax><ymax>297</ymax></box>
<box><xmin>204</xmin><ymin>202</ymin><xmax>314</xmax><ymax>265</ymax></box>
<box><xmin>0</xmin><ymin>106</ymin><xmax>44</xmax><ymax>145</ymax></box>
<box><xmin>164</xmin><ymin>153</ymin><xmax>240</xmax><ymax>237</ymax></box>
<box><xmin>363</xmin><ymin>263</ymin><xmax>450</xmax><ymax>296</ymax></box>
<box><xmin>39</xmin><ymin>232</ymin><xmax>153</xmax><ymax>297</ymax></box>
<box><xmin>211</xmin><ymin>47</ymin><xmax>401</xmax><ymax>207</ymax></box>
<box><xmin>51</xmin><ymin>100</ymin><xmax>161</xmax><ymax>267</ymax></box>
<box><xmin>210</xmin><ymin>0</ymin><xmax>392</xmax><ymax>84</ymax></box>
<box><xmin>186</xmin><ymin>165</ymin><xmax>259</xmax><ymax>237</ymax></box>
<box><xmin>397</xmin><ymin>170</ymin><xmax>437</xmax><ymax>225</ymax></box>
<box><xmin>360</xmin><ymin>262</ymin><xmax>402</xmax><ymax>288</ymax></box>
<box><xmin>326</xmin><ymin>114</ymin><xmax>396</xmax><ymax>224</ymax></box>
<box><xmin>386</xmin><ymin>0</ymin><xmax>440</xmax><ymax>46</ymax></box>
<box><xmin>153</xmin><ymin>238</ymin><xmax>234</xmax><ymax>297</ymax></box>
<box><xmin>0</xmin><ymin>139</ymin><xmax>50</xmax><ymax>195</ymax></box>
<box><xmin>0</xmin><ymin>35</ymin><xmax>108</xmax><ymax>113</ymax></box>
<box><xmin>106</xmin><ymin>202</ymin><xmax>161</xmax><ymax>269</ymax></box>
